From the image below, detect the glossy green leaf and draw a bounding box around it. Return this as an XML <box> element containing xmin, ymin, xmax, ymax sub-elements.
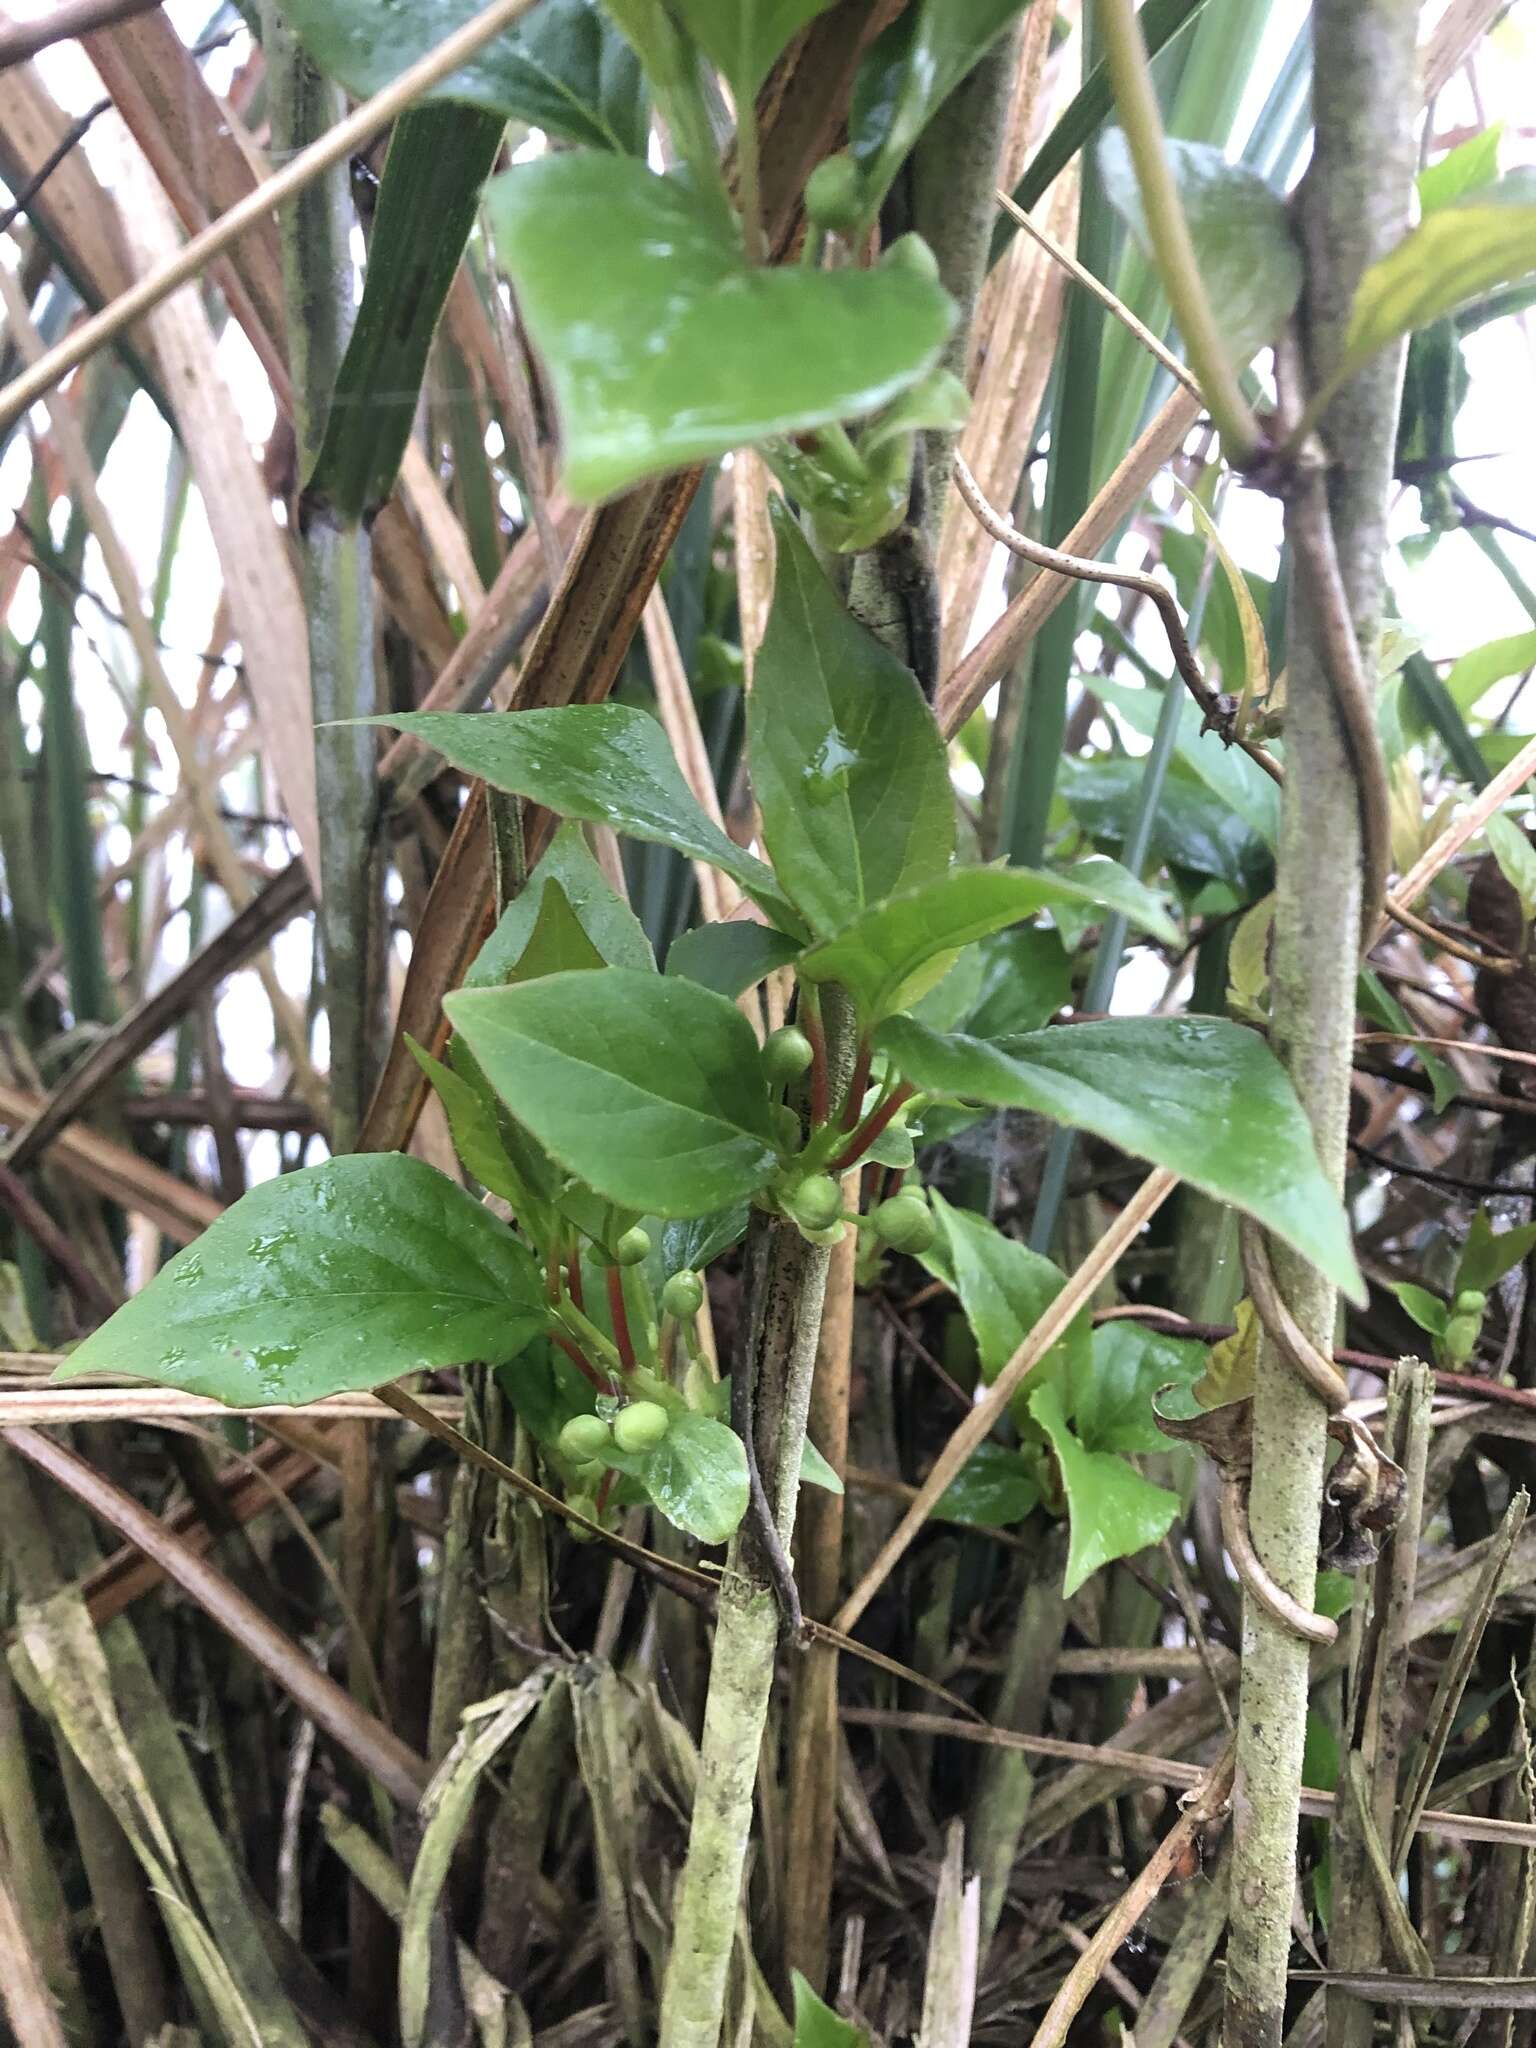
<box><xmin>668</xmin><ymin>0</ymin><xmax>837</xmax><ymax>99</ymax></box>
<box><xmin>1078</xmin><ymin>1323</ymin><xmax>1207</xmax><ymax>1455</ymax></box>
<box><xmin>1357</xmin><ymin>969</ymin><xmax>1456</xmax><ymax>1115</ymax></box>
<box><xmin>307</xmin><ymin>106</ymin><xmax>503</xmax><ymax>522</ymax></box>
<box><xmin>54</xmin><ymin>1157</ymin><xmax>548</xmax><ymax>1406</ymax></box>
<box><xmin>748</xmin><ymin>503</ymin><xmax>953</xmax><ymax>935</ymax></box>
<box><xmin>1062</xmin><ymin>756</ymin><xmax>1271</xmax><ymax>894</ymax></box>
<box><xmin>792</xmin><ymin>1973</ymin><xmax>870</xmax><ymax>2048</ymax></box>
<box><xmin>445</xmin><ymin>970</ymin><xmax>778</xmax><ymax>1217</ymax></box>
<box><xmin>1337</xmin><ymin>172</ymin><xmax>1536</xmax><ymax>389</ymax></box>
<box><xmin>278</xmin><ymin>0</ymin><xmax>648</xmax><ymax>150</ymax></box>
<box><xmin>1391</xmin><ymin>1282</ymin><xmax>1448</xmax><ymax>1339</ymax></box>
<box><xmin>796</xmin><ymin>859</ymin><xmax>1177</xmax><ymax>1022</ymax></box>
<box><xmin>933</xmin><ymin>1440</ymin><xmax>1041</xmax><ymax>1529</ymax></box>
<box><xmin>879</xmin><ymin>1016</ymin><xmax>1364</xmax><ymax>1301</ymax></box>
<box><xmin>1099</xmin><ymin>130</ymin><xmax>1302</xmax><ymax>364</ymax></box>
<box><xmin>851</xmin><ymin>0</ymin><xmax>1029</xmax><ymax>207</ymax></box>
<box><xmin>925</xmin><ymin>1192</ymin><xmax>1090</xmax><ymax>1391</ymax></box>
<box><xmin>1030</xmin><ymin>1383</ymin><xmax>1178</xmax><ymax>1597</ymax></box>
<box><xmin>602</xmin><ymin>1409</ymin><xmax>749</xmax><ymax>1543</ymax></box>
<box><xmin>504</xmin><ymin>880</ymin><xmax>608</xmax><ymax>983</ymax></box>
<box><xmin>469</xmin><ymin>822</ymin><xmax>654</xmax><ymax>987</ymax></box>
<box><xmin>665</xmin><ymin>920</ymin><xmax>802</xmax><ymax>998</ymax></box>
<box><xmin>1456</xmin><ymin>1211</ymin><xmax>1536</xmax><ymax>1295</ymax></box>
<box><xmin>369</xmin><ymin>708</ymin><xmax>789</xmax><ymax>923</ymax></box>
<box><xmin>660</xmin><ymin>1205</ymin><xmax>751</xmax><ymax>1278</ymax></box>
<box><xmin>486</xmin><ymin>154</ymin><xmax>954</xmax><ymax>501</ymax></box>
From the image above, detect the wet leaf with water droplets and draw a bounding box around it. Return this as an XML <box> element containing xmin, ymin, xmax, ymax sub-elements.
<box><xmin>54</xmin><ymin>1156</ymin><xmax>548</xmax><ymax>1406</ymax></box>
<box><xmin>878</xmin><ymin>1014</ymin><xmax>1363</xmax><ymax>1301</ymax></box>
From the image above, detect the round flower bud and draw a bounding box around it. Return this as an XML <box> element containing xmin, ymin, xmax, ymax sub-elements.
<box><xmin>880</xmin><ymin>232</ymin><xmax>941</xmax><ymax>287</ymax></box>
<box><xmin>787</xmin><ymin>1174</ymin><xmax>843</xmax><ymax>1231</ymax></box>
<box><xmin>558</xmin><ymin>1413</ymin><xmax>613</xmax><ymax>1461</ymax></box>
<box><xmin>773</xmin><ymin>1102</ymin><xmax>804</xmax><ymax>1153</ymax></box>
<box><xmin>805</xmin><ymin>152</ymin><xmax>864</xmax><ymax>235</ymax></box>
<box><xmin>613</xmin><ymin>1225</ymin><xmax>652</xmax><ymax>1267</ymax></box>
<box><xmin>763</xmin><ymin>1025</ymin><xmax>815</xmax><ymax>1085</ymax></box>
<box><xmin>662</xmin><ymin>1269</ymin><xmax>705</xmax><ymax>1320</ymax></box>
<box><xmin>613</xmin><ymin>1400</ymin><xmax>671</xmax><ymax>1453</ymax></box>
<box><xmin>1453</xmin><ymin>1288</ymin><xmax>1489</xmax><ymax>1317</ymax></box>
<box><xmin>871</xmin><ymin>1194</ymin><xmax>936</xmax><ymax>1254</ymax></box>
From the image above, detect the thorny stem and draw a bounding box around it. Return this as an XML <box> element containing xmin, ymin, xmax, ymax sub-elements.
<box><xmin>1096</xmin><ymin>0</ymin><xmax>1263</xmax><ymax>465</ymax></box>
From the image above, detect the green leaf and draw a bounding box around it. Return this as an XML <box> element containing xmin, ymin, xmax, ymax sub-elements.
<box><xmin>1356</xmin><ymin>969</ymin><xmax>1456</xmax><ymax>1115</ymax></box>
<box><xmin>1456</xmin><ymin>1210</ymin><xmax>1536</xmax><ymax>1295</ymax></box>
<box><xmin>486</xmin><ymin>154</ymin><xmax>954</xmax><ymax>501</ymax></box>
<box><xmin>1078</xmin><ymin>1323</ymin><xmax>1207</xmax><ymax>1454</ymax></box>
<box><xmin>796</xmin><ymin>860</ymin><xmax>1178</xmax><ymax>1023</ymax></box>
<box><xmin>369</xmin><ymin>708</ymin><xmax>789</xmax><ymax>924</ymax></box>
<box><xmin>307</xmin><ymin>107</ymin><xmax>504</xmax><ymax>522</ymax></box>
<box><xmin>1444</xmin><ymin>631</ymin><xmax>1536</xmax><ymax>721</ymax></box>
<box><xmin>54</xmin><ymin>1156</ymin><xmax>548</xmax><ymax>1406</ymax></box>
<box><xmin>665</xmin><ymin>920</ymin><xmax>802</xmax><ymax>998</ymax></box>
<box><xmin>850</xmin><ymin>0</ymin><xmax>1028</xmax><ymax>207</ymax></box>
<box><xmin>1418</xmin><ymin>124</ymin><xmax>1503</xmax><ymax>214</ymax></box>
<box><xmin>1099</xmin><ymin>130</ymin><xmax>1301</xmax><ymax>363</ymax></box>
<box><xmin>660</xmin><ymin>1205</ymin><xmax>751</xmax><ymax>1277</ymax></box>
<box><xmin>1391</xmin><ymin>1282</ymin><xmax>1448</xmax><ymax>1339</ymax></box>
<box><xmin>667</xmin><ymin>0</ymin><xmax>838</xmax><ymax>99</ymax></box>
<box><xmin>792</xmin><ymin>1972</ymin><xmax>870</xmax><ymax>2048</ymax></box>
<box><xmin>800</xmin><ymin>1436</ymin><xmax>844</xmax><ymax>1495</ymax></box>
<box><xmin>405</xmin><ymin>1035</ymin><xmax>545</xmax><ymax>1223</ymax></box>
<box><xmin>748</xmin><ymin>502</ymin><xmax>953</xmax><ymax>935</ymax></box>
<box><xmin>1337</xmin><ymin>171</ymin><xmax>1536</xmax><ymax>389</ymax></box>
<box><xmin>1062</xmin><ymin>755</ymin><xmax>1271</xmax><ymax>893</ymax></box>
<box><xmin>933</xmin><ymin>1440</ymin><xmax>1040</xmax><ymax>1528</ymax></box>
<box><xmin>925</xmin><ymin>1192</ymin><xmax>1090</xmax><ymax>1392</ymax></box>
<box><xmin>879</xmin><ymin>1016</ymin><xmax>1364</xmax><ymax>1302</ymax></box>
<box><xmin>445</xmin><ymin>970</ymin><xmax>778</xmax><ymax>1217</ymax></box>
<box><xmin>469</xmin><ymin>822</ymin><xmax>654</xmax><ymax>986</ymax></box>
<box><xmin>1175</xmin><ymin>480</ymin><xmax>1268</xmax><ymax>707</ymax></box>
<box><xmin>502</xmin><ymin>880</ymin><xmax>608</xmax><ymax>982</ymax></box>
<box><xmin>602</xmin><ymin>1410</ymin><xmax>748</xmax><ymax>1543</ymax></box>
<box><xmin>965</xmin><ymin>928</ymin><xmax>1073</xmax><ymax>1039</ymax></box>
<box><xmin>1485</xmin><ymin>812</ymin><xmax>1536</xmax><ymax>921</ymax></box>
<box><xmin>278</xmin><ymin>0</ymin><xmax>648</xmax><ymax>149</ymax></box>
<box><xmin>1093</xmin><ymin>678</ymin><xmax>1281</xmax><ymax>850</ymax></box>
<box><xmin>1030</xmin><ymin>1383</ymin><xmax>1178</xmax><ymax>1598</ymax></box>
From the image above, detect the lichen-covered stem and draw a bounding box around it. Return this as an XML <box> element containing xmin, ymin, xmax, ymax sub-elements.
<box><xmin>1222</xmin><ymin>6</ymin><xmax>1418</xmax><ymax>2042</ymax></box>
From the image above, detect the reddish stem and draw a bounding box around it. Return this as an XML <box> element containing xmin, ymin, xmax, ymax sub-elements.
<box><xmin>831</xmin><ymin>1083</ymin><xmax>915</xmax><ymax>1174</ymax></box>
<box><xmin>805</xmin><ymin>1005</ymin><xmax>830</xmax><ymax>1127</ymax></box>
<box><xmin>606</xmin><ymin>1264</ymin><xmax>637</xmax><ymax>1375</ymax></box>
<box><xmin>595</xmin><ymin>1467</ymin><xmax>616</xmax><ymax>1517</ymax></box>
<box><xmin>566</xmin><ymin>1253</ymin><xmax>585</xmax><ymax>1313</ymax></box>
<box><xmin>841</xmin><ymin>1038</ymin><xmax>872</xmax><ymax>1130</ymax></box>
<box><xmin>552</xmin><ymin>1331</ymin><xmax>611</xmax><ymax>1395</ymax></box>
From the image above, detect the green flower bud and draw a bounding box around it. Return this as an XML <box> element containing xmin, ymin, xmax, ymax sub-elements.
<box><xmin>559</xmin><ymin>1413</ymin><xmax>613</xmax><ymax>1461</ymax></box>
<box><xmin>880</xmin><ymin>232</ymin><xmax>940</xmax><ymax>287</ymax></box>
<box><xmin>613</xmin><ymin>1400</ymin><xmax>671</xmax><ymax>1452</ymax></box>
<box><xmin>1442</xmin><ymin>1312</ymin><xmax>1482</xmax><ymax>1365</ymax></box>
<box><xmin>763</xmin><ymin>1025</ymin><xmax>815</xmax><ymax>1084</ymax></box>
<box><xmin>787</xmin><ymin>1174</ymin><xmax>843</xmax><ymax>1230</ymax></box>
<box><xmin>613</xmin><ymin>1225</ymin><xmax>652</xmax><ymax>1267</ymax></box>
<box><xmin>871</xmin><ymin>1193</ymin><xmax>936</xmax><ymax>1254</ymax></box>
<box><xmin>1453</xmin><ymin>1288</ymin><xmax>1489</xmax><ymax>1316</ymax></box>
<box><xmin>662</xmin><ymin>1269</ymin><xmax>705</xmax><ymax>1320</ymax></box>
<box><xmin>773</xmin><ymin>1102</ymin><xmax>804</xmax><ymax>1153</ymax></box>
<box><xmin>805</xmin><ymin>152</ymin><xmax>865</xmax><ymax>235</ymax></box>
<box><xmin>684</xmin><ymin>1359</ymin><xmax>717</xmax><ymax>1413</ymax></box>
<box><xmin>803</xmin><ymin>1221</ymin><xmax>848</xmax><ymax>1247</ymax></box>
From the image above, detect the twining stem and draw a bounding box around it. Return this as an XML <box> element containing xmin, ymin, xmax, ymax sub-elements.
<box><xmin>1096</xmin><ymin>0</ymin><xmax>1262</xmax><ymax>465</ymax></box>
<box><xmin>659</xmin><ymin>1003</ymin><xmax>855</xmax><ymax>2048</ymax></box>
<box><xmin>1221</xmin><ymin>6</ymin><xmax>1420</xmax><ymax>2044</ymax></box>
